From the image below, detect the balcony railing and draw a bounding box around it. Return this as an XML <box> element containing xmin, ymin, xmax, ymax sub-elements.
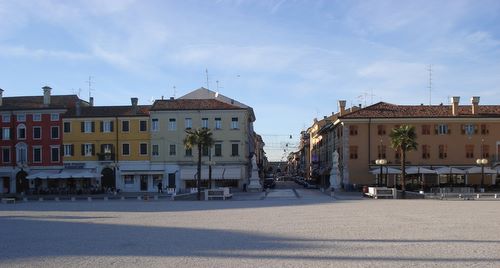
<box><xmin>97</xmin><ymin>153</ymin><xmax>115</xmax><ymax>161</ymax></box>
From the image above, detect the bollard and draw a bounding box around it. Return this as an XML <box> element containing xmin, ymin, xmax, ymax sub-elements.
<box><xmin>121</xmin><ymin>196</ymin><xmax>125</xmax><ymax>201</ymax></box>
<box><xmin>23</xmin><ymin>197</ymin><xmax>28</xmax><ymax>202</ymax></box>
<box><xmin>71</xmin><ymin>197</ymin><xmax>75</xmax><ymax>202</ymax></box>
<box><xmin>495</xmin><ymin>194</ymin><xmax>498</xmax><ymax>199</ymax></box>
<box><xmin>38</xmin><ymin>197</ymin><xmax>43</xmax><ymax>202</ymax></box>
<box><xmin>137</xmin><ymin>196</ymin><xmax>142</xmax><ymax>200</ymax></box>
<box><xmin>154</xmin><ymin>195</ymin><xmax>158</xmax><ymax>201</ymax></box>
<box><xmin>87</xmin><ymin>197</ymin><xmax>92</xmax><ymax>202</ymax></box>
<box><xmin>55</xmin><ymin>197</ymin><xmax>60</xmax><ymax>202</ymax></box>
<box><xmin>477</xmin><ymin>194</ymin><xmax>480</xmax><ymax>199</ymax></box>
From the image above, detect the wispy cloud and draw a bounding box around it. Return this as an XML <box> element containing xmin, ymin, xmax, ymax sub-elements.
<box><xmin>0</xmin><ymin>45</ymin><xmax>89</xmax><ymax>60</ymax></box>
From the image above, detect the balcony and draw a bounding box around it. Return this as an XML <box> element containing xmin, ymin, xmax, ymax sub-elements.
<box><xmin>97</xmin><ymin>153</ymin><xmax>115</xmax><ymax>162</ymax></box>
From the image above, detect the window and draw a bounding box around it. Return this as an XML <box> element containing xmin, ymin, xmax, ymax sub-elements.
<box><xmin>422</xmin><ymin>145</ymin><xmax>430</xmax><ymax>159</ymax></box>
<box><xmin>81</xmin><ymin>121</ymin><xmax>94</xmax><ymax>133</ymax></box>
<box><xmin>185</xmin><ymin>148</ymin><xmax>192</xmax><ymax>157</ymax></box>
<box><xmin>122</xmin><ymin>143</ymin><xmax>130</xmax><ymax>156</ymax></box>
<box><xmin>438</xmin><ymin>145</ymin><xmax>447</xmax><ymax>159</ymax></box>
<box><xmin>64</xmin><ymin>144</ymin><xmax>74</xmax><ymax>157</ymax></box>
<box><xmin>349</xmin><ymin>125</ymin><xmax>358</xmax><ymax>136</ymax></box>
<box><xmin>33</xmin><ymin>147</ymin><xmax>42</xmax><ymax>163</ymax></box>
<box><xmin>202</xmin><ymin>118</ymin><xmax>209</xmax><ymax>129</ymax></box>
<box><xmin>169</xmin><ymin>144</ymin><xmax>176</xmax><ymax>156</ymax></box>
<box><xmin>122</xmin><ymin>120</ymin><xmax>130</xmax><ymax>132</ymax></box>
<box><xmin>140</xmin><ymin>143</ymin><xmax>148</xmax><ymax>155</ymax></box>
<box><xmin>101</xmin><ymin>120</ymin><xmax>113</xmax><ymax>133</ymax></box>
<box><xmin>231</xmin><ymin>144</ymin><xmax>239</xmax><ymax>156</ymax></box>
<box><xmin>33</xmin><ymin>113</ymin><xmax>41</xmax><ymax>121</ymax></box>
<box><xmin>377</xmin><ymin>125</ymin><xmax>386</xmax><ymax>135</ymax></box>
<box><xmin>482</xmin><ymin>144</ymin><xmax>490</xmax><ymax>158</ymax></box>
<box><xmin>152</xmin><ymin>118</ymin><xmax>159</xmax><ymax>132</ymax></box>
<box><xmin>2</xmin><ymin>128</ymin><xmax>10</xmax><ymax>140</ymax></box>
<box><xmin>214</xmin><ymin>143</ymin><xmax>222</xmax><ymax>157</ymax></box>
<box><xmin>2</xmin><ymin>147</ymin><xmax>10</xmax><ymax>163</ymax></box>
<box><xmin>185</xmin><ymin>118</ymin><xmax>192</xmax><ymax>129</ymax></box>
<box><xmin>16</xmin><ymin>143</ymin><xmax>27</xmax><ymax>163</ymax></box>
<box><xmin>465</xmin><ymin>144</ymin><xmax>474</xmax><ymax>159</ymax></box>
<box><xmin>63</xmin><ymin>122</ymin><xmax>71</xmax><ymax>133</ymax></box>
<box><xmin>124</xmin><ymin>175</ymin><xmax>134</xmax><ymax>185</ymax></box>
<box><xmin>436</xmin><ymin>124</ymin><xmax>449</xmax><ymax>135</ymax></box>
<box><xmin>82</xmin><ymin>144</ymin><xmax>94</xmax><ymax>157</ymax></box>
<box><xmin>168</xmin><ymin>118</ymin><xmax>176</xmax><ymax>131</ymax></box>
<box><xmin>2</xmin><ymin>114</ymin><xmax>10</xmax><ymax>123</ymax></box>
<box><xmin>231</xmin><ymin>117</ymin><xmax>239</xmax><ymax>129</ymax></box>
<box><xmin>17</xmin><ymin>113</ymin><xmax>26</xmax><ymax>122</ymax></box>
<box><xmin>140</xmin><ymin>120</ymin><xmax>147</xmax><ymax>132</ymax></box>
<box><xmin>462</xmin><ymin>124</ymin><xmax>476</xmax><ymax>135</ymax></box>
<box><xmin>377</xmin><ymin>145</ymin><xmax>386</xmax><ymax>159</ymax></box>
<box><xmin>51</xmin><ymin>126</ymin><xmax>59</xmax><ymax>139</ymax></box>
<box><xmin>215</xmin><ymin>118</ymin><xmax>222</xmax><ymax>130</ymax></box>
<box><xmin>152</xmin><ymin>144</ymin><xmax>159</xmax><ymax>157</ymax></box>
<box><xmin>17</xmin><ymin>124</ymin><xmax>26</xmax><ymax>139</ymax></box>
<box><xmin>33</xmin><ymin>126</ymin><xmax>41</xmax><ymax>140</ymax></box>
<box><xmin>481</xmin><ymin>124</ymin><xmax>489</xmax><ymax>135</ymax></box>
<box><xmin>51</xmin><ymin>113</ymin><xmax>59</xmax><ymax>121</ymax></box>
<box><xmin>421</xmin><ymin>125</ymin><xmax>431</xmax><ymax>135</ymax></box>
<box><xmin>349</xmin><ymin>146</ymin><xmax>358</xmax><ymax>159</ymax></box>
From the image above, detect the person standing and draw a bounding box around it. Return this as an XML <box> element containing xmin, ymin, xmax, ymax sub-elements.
<box><xmin>157</xmin><ymin>181</ymin><xmax>163</xmax><ymax>193</ymax></box>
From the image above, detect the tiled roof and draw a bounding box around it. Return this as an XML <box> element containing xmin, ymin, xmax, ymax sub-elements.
<box><xmin>341</xmin><ymin>102</ymin><xmax>500</xmax><ymax>119</ymax></box>
<box><xmin>0</xmin><ymin>95</ymin><xmax>83</xmax><ymax>111</ymax></box>
<box><xmin>150</xmin><ymin>99</ymin><xmax>244</xmax><ymax>111</ymax></box>
<box><xmin>65</xmin><ymin>105</ymin><xmax>150</xmax><ymax>117</ymax></box>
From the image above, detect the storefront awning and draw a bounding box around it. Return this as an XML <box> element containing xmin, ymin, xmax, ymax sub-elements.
<box><xmin>180</xmin><ymin>166</ymin><xmax>242</xmax><ymax>180</ymax></box>
<box><xmin>434</xmin><ymin>167</ymin><xmax>466</xmax><ymax>175</ymax></box>
<box><xmin>406</xmin><ymin>167</ymin><xmax>436</xmax><ymax>174</ymax></box>
<box><xmin>26</xmin><ymin>170</ymin><xmax>62</xmax><ymax>180</ymax></box>
<box><xmin>466</xmin><ymin>166</ymin><xmax>497</xmax><ymax>174</ymax></box>
<box><xmin>120</xmin><ymin>170</ymin><xmax>164</xmax><ymax>175</ymax></box>
<box><xmin>370</xmin><ymin>167</ymin><xmax>401</xmax><ymax>174</ymax></box>
<box><xmin>27</xmin><ymin>169</ymin><xmax>100</xmax><ymax>179</ymax></box>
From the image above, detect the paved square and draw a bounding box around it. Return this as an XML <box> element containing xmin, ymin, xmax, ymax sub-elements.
<box><xmin>1</xmin><ymin>194</ymin><xmax>500</xmax><ymax>267</ymax></box>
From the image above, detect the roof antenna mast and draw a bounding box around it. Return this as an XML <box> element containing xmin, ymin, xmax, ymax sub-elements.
<box><xmin>428</xmin><ymin>64</ymin><xmax>432</xmax><ymax>106</ymax></box>
<box><xmin>173</xmin><ymin>86</ymin><xmax>176</xmax><ymax>98</ymax></box>
<box><xmin>205</xmin><ymin>68</ymin><xmax>210</xmax><ymax>89</ymax></box>
<box><xmin>86</xmin><ymin>76</ymin><xmax>94</xmax><ymax>101</ymax></box>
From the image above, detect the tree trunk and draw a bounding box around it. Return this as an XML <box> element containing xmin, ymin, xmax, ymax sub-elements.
<box><xmin>197</xmin><ymin>144</ymin><xmax>202</xmax><ymax>201</ymax></box>
<box><xmin>401</xmin><ymin>149</ymin><xmax>406</xmax><ymax>193</ymax></box>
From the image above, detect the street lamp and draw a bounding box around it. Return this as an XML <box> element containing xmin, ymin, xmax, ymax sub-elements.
<box><xmin>476</xmin><ymin>158</ymin><xmax>488</xmax><ymax>191</ymax></box>
<box><xmin>375</xmin><ymin>159</ymin><xmax>387</xmax><ymax>186</ymax></box>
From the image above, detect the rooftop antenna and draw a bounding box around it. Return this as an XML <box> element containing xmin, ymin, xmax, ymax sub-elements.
<box><xmin>71</xmin><ymin>88</ymin><xmax>82</xmax><ymax>97</ymax></box>
<box><xmin>427</xmin><ymin>64</ymin><xmax>432</xmax><ymax>105</ymax></box>
<box><xmin>205</xmin><ymin>68</ymin><xmax>210</xmax><ymax>89</ymax></box>
<box><xmin>173</xmin><ymin>86</ymin><xmax>177</xmax><ymax>98</ymax></box>
<box><xmin>85</xmin><ymin>76</ymin><xmax>94</xmax><ymax>101</ymax></box>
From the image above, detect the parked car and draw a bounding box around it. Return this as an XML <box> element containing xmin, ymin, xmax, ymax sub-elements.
<box><xmin>263</xmin><ymin>178</ymin><xmax>276</xmax><ymax>189</ymax></box>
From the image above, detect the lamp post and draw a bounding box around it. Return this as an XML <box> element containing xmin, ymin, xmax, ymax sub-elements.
<box><xmin>476</xmin><ymin>158</ymin><xmax>488</xmax><ymax>191</ymax></box>
<box><xmin>375</xmin><ymin>159</ymin><xmax>387</xmax><ymax>186</ymax></box>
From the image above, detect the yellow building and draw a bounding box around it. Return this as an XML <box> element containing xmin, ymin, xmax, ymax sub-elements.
<box><xmin>334</xmin><ymin>97</ymin><xmax>500</xmax><ymax>190</ymax></box>
<box><xmin>62</xmin><ymin>98</ymin><xmax>153</xmax><ymax>192</ymax></box>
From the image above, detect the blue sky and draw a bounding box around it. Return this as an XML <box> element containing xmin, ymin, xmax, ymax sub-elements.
<box><xmin>1</xmin><ymin>0</ymin><xmax>500</xmax><ymax>161</ymax></box>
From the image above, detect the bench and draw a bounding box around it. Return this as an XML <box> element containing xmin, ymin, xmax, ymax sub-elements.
<box><xmin>1</xmin><ymin>198</ymin><xmax>16</xmax><ymax>204</ymax></box>
<box><xmin>366</xmin><ymin>187</ymin><xmax>394</xmax><ymax>199</ymax></box>
<box><xmin>205</xmin><ymin>188</ymin><xmax>233</xmax><ymax>200</ymax></box>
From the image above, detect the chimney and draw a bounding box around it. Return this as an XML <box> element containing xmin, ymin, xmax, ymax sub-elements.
<box><xmin>338</xmin><ymin>100</ymin><xmax>346</xmax><ymax>116</ymax></box>
<box><xmin>76</xmin><ymin>101</ymin><xmax>81</xmax><ymax>116</ymax></box>
<box><xmin>89</xmin><ymin>97</ymin><xmax>94</xmax><ymax>107</ymax></box>
<box><xmin>0</xmin><ymin>88</ymin><xmax>3</xmax><ymax>106</ymax></box>
<box><xmin>42</xmin><ymin>86</ymin><xmax>52</xmax><ymax>106</ymax></box>
<box><xmin>131</xmin><ymin>97</ymin><xmax>138</xmax><ymax>107</ymax></box>
<box><xmin>451</xmin><ymin>96</ymin><xmax>460</xmax><ymax>116</ymax></box>
<box><xmin>471</xmin><ymin>96</ymin><xmax>480</xmax><ymax>115</ymax></box>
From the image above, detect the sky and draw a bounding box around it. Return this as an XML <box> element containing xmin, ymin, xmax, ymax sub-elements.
<box><xmin>1</xmin><ymin>0</ymin><xmax>500</xmax><ymax>161</ymax></box>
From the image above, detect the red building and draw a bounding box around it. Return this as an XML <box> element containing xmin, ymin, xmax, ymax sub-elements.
<box><xmin>0</xmin><ymin>86</ymin><xmax>84</xmax><ymax>194</ymax></box>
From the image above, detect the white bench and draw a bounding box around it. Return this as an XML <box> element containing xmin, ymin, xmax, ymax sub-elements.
<box><xmin>1</xmin><ymin>198</ymin><xmax>16</xmax><ymax>204</ymax></box>
<box><xmin>366</xmin><ymin>187</ymin><xmax>394</xmax><ymax>199</ymax></box>
<box><xmin>205</xmin><ymin>188</ymin><xmax>233</xmax><ymax>200</ymax></box>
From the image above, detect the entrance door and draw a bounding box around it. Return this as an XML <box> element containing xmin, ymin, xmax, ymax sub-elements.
<box><xmin>140</xmin><ymin>175</ymin><xmax>148</xmax><ymax>191</ymax></box>
<box><xmin>2</xmin><ymin>177</ymin><xmax>10</xmax><ymax>194</ymax></box>
<box><xmin>15</xmin><ymin>171</ymin><xmax>28</xmax><ymax>194</ymax></box>
<box><xmin>168</xmin><ymin>173</ymin><xmax>176</xmax><ymax>188</ymax></box>
<box><xmin>101</xmin><ymin>168</ymin><xmax>115</xmax><ymax>190</ymax></box>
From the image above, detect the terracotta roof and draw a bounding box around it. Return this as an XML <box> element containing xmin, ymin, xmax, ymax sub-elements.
<box><xmin>341</xmin><ymin>102</ymin><xmax>500</xmax><ymax>119</ymax></box>
<box><xmin>65</xmin><ymin>105</ymin><xmax>150</xmax><ymax>118</ymax></box>
<box><xmin>0</xmin><ymin>95</ymin><xmax>83</xmax><ymax>111</ymax></box>
<box><xmin>150</xmin><ymin>99</ymin><xmax>244</xmax><ymax>111</ymax></box>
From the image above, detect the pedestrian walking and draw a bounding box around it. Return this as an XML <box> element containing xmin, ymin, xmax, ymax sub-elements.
<box><xmin>157</xmin><ymin>182</ymin><xmax>163</xmax><ymax>193</ymax></box>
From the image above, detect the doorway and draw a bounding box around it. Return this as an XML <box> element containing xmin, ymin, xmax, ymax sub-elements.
<box><xmin>101</xmin><ymin>168</ymin><xmax>115</xmax><ymax>191</ymax></box>
<box><xmin>140</xmin><ymin>175</ymin><xmax>148</xmax><ymax>191</ymax></box>
<box><xmin>15</xmin><ymin>171</ymin><xmax>28</xmax><ymax>194</ymax></box>
<box><xmin>2</xmin><ymin>177</ymin><xmax>10</xmax><ymax>194</ymax></box>
<box><xmin>168</xmin><ymin>173</ymin><xmax>176</xmax><ymax>188</ymax></box>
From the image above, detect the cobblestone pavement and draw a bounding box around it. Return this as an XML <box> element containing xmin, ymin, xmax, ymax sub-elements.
<box><xmin>1</xmin><ymin>182</ymin><xmax>500</xmax><ymax>268</ymax></box>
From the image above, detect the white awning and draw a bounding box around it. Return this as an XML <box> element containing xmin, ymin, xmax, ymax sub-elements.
<box><xmin>120</xmin><ymin>170</ymin><xmax>164</xmax><ymax>175</ymax></box>
<box><xmin>434</xmin><ymin>167</ymin><xmax>466</xmax><ymax>175</ymax></box>
<box><xmin>26</xmin><ymin>170</ymin><xmax>62</xmax><ymax>180</ymax></box>
<box><xmin>466</xmin><ymin>166</ymin><xmax>498</xmax><ymax>174</ymax></box>
<box><xmin>406</xmin><ymin>167</ymin><xmax>436</xmax><ymax>174</ymax></box>
<box><xmin>181</xmin><ymin>166</ymin><xmax>242</xmax><ymax>180</ymax></box>
<box><xmin>370</xmin><ymin>167</ymin><xmax>401</xmax><ymax>174</ymax></box>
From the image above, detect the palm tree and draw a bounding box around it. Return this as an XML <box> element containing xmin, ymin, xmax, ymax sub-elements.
<box><xmin>183</xmin><ymin>128</ymin><xmax>214</xmax><ymax>200</ymax></box>
<box><xmin>389</xmin><ymin>125</ymin><xmax>418</xmax><ymax>194</ymax></box>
